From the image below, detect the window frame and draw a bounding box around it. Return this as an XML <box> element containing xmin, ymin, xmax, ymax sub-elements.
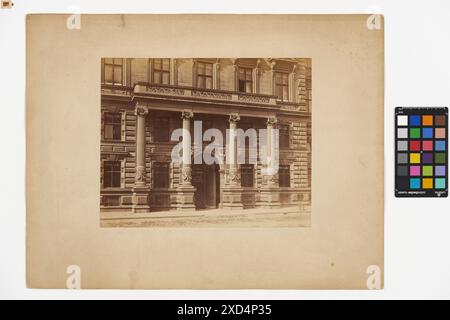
<box><xmin>279</xmin><ymin>165</ymin><xmax>291</xmax><ymax>188</ymax></box>
<box><xmin>103</xmin><ymin>58</ymin><xmax>124</xmax><ymax>85</ymax></box>
<box><xmin>238</xmin><ymin>67</ymin><xmax>253</xmax><ymax>93</ymax></box>
<box><xmin>274</xmin><ymin>71</ymin><xmax>289</xmax><ymax>101</ymax></box>
<box><xmin>103</xmin><ymin>161</ymin><xmax>122</xmax><ymax>188</ymax></box>
<box><xmin>279</xmin><ymin>123</ymin><xmax>290</xmax><ymax>149</ymax></box>
<box><xmin>196</xmin><ymin>61</ymin><xmax>214</xmax><ymax>89</ymax></box>
<box><xmin>103</xmin><ymin>112</ymin><xmax>122</xmax><ymax>141</ymax></box>
<box><xmin>151</xmin><ymin>58</ymin><xmax>171</xmax><ymax>85</ymax></box>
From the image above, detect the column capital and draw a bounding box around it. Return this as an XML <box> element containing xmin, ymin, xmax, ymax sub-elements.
<box><xmin>269</xmin><ymin>59</ymin><xmax>277</xmax><ymax>71</ymax></box>
<box><xmin>135</xmin><ymin>105</ymin><xmax>149</xmax><ymax>117</ymax></box>
<box><xmin>181</xmin><ymin>110</ymin><xmax>194</xmax><ymax>120</ymax></box>
<box><xmin>229</xmin><ymin>113</ymin><xmax>240</xmax><ymax>124</ymax></box>
<box><xmin>291</xmin><ymin>63</ymin><xmax>298</xmax><ymax>73</ymax></box>
<box><xmin>267</xmin><ymin>116</ymin><xmax>278</xmax><ymax>126</ymax></box>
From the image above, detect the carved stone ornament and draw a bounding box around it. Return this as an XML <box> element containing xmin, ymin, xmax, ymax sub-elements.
<box><xmin>268</xmin><ymin>174</ymin><xmax>279</xmax><ymax>184</ymax></box>
<box><xmin>147</xmin><ymin>86</ymin><xmax>185</xmax><ymax>96</ymax></box>
<box><xmin>135</xmin><ymin>105</ymin><xmax>149</xmax><ymax>117</ymax></box>
<box><xmin>191</xmin><ymin>90</ymin><xmax>232</xmax><ymax>100</ymax></box>
<box><xmin>229</xmin><ymin>113</ymin><xmax>240</xmax><ymax>124</ymax></box>
<box><xmin>181</xmin><ymin>110</ymin><xmax>194</xmax><ymax>120</ymax></box>
<box><xmin>181</xmin><ymin>166</ymin><xmax>192</xmax><ymax>183</ymax></box>
<box><xmin>135</xmin><ymin>165</ymin><xmax>146</xmax><ymax>183</ymax></box>
<box><xmin>229</xmin><ymin>167</ymin><xmax>241</xmax><ymax>183</ymax></box>
<box><xmin>238</xmin><ymin>94</ymin><xmax>270</xmax><ymax>104</ymax></box>
<box><xmin>267</xmin><ymin>116</ymin><xmax>278</xmax><ymax>126</ymax></box>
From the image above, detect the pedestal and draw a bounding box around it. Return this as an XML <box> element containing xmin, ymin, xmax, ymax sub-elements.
<box><xmin>176</xmin><ymin>185</ymin><xmax>196</xmax><ymax>211</ymax></box>
<box><xmin>222</xmin><ymin>186</ymin><xmax>244</xmax><ymax>210</ymax></box>
<box><xmin>260</xmin><ymin>187</ymin><xmax>281</xmax><ymax>209</ymax></box>
<box><xmin>132</xmin><ymin>186</ymin><xmax>150</xmax><ymax>213</ymax></box>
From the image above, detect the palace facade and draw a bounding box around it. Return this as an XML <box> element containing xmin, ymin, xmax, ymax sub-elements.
<box><xmin>100</xmin><ymin>58</ymin><xmax>311</xmax><ymax>213</ymax></box>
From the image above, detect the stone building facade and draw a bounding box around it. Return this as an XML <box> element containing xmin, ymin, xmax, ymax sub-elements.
<box><xmin>100</xmin><ymin>58</ymin><xmax>312</xmax><ymax>213</ymax></box>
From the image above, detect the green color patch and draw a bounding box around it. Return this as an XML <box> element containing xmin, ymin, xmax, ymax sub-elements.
<box><xmin>410</xmin><ymin>127</ymin><xmax>421</xmax><ymax>139</ymax></box>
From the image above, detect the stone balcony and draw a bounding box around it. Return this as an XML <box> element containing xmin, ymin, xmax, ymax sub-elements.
<box><xmin>101</xmin><ymin>83</ymin><xmax>309</xmax><ymax>113</ymax></box>
<box><xmin>134</xmin><ymin>82</ymin><xmax>278</xmax><ymax>105</ymax></box>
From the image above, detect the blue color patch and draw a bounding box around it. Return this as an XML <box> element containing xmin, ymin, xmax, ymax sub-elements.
<box><xmin>409</xmin><ymin>115</ymin><xmax>421</xmax><ymax>126</ymax></box>
<box><xmin>435</xmin><ymin>140</ymin><xmax>446</xmax><ymax>151</ymax></box>
<box><xmin>410</xmin><ymin>178</ymin><xmax>421</xmax><ymax>189</ymax></box>
<box><xmin>423</xmin><ymin>127</ymin><xmax>434</xmax><ymax>138</ymax></box>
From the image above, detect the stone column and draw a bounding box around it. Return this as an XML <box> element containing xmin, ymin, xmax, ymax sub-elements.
<box><xmin>222</xmin><ymin>113</ymin><xmax>243</xmax><ymax>209</ymax></box>
<box><xmin>181</xmin><ymin>110</ymin><xmax>193</xmax><ymax>186</ymax></box>
<box><xmin>261</xmin><ymin>116</ymin><xmax>280</xmax><ymax>209</ymax></box>
<box><xmin>266</xmin><ymin>116</ymin><xmax>279</xmax><ymax>187</ymax></box>
<box><xmin>132</xmin><ymin>104</ymin><xmax>150</xmax><ymax>213</ymax></box>
<box><xmin>176</xmin><ymin>110</ymin><xmax>196</xmax><ymax>211</ymax></box>
<box><xmin>228</xmin><ymin>113</ymin><xmax>240</xmax><ymax>185</ymax></box>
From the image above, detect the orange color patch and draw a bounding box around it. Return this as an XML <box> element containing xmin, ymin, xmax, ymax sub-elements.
<box><xmin>422</xmin><ymin>115</ymin><xmax>433</xmax><ymax>126</ymax></box>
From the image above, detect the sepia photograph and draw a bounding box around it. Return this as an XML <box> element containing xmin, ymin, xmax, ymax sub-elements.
<box><xmin>100</xmin><ymin>58</ymin><xmax>312</xmax><ymax>227</ymax></box>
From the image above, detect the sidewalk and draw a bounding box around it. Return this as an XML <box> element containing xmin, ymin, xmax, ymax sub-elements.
<box><xmin>100</xmin><ymin>206</ymin><xmax>311</xmax><ymax>227</ymax></box>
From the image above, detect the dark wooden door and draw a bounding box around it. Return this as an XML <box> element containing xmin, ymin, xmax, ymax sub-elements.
<box><xmin>192</xmin><ymin>164</ymin><xmax>206</xmax><ymax>209</ymax></box>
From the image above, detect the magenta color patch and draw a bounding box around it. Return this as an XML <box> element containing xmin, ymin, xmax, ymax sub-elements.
<box><xmin>410</xmin><ymin>165</ymin><xmax>421</xmax><ymax>176</ymax></box>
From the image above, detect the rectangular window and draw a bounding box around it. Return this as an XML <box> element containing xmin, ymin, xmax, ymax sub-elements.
<box><xmin>103</xmin><ymin>161</ymin><xmax>121</xmax><ymax>188</ymax></box>
<box><xmin>196</xmin><ymin>62</ymin><xmax>213</xmax><ymax>89</ymax></box>
<box><xmin>103</xmin><ymin>112</ymin><xmax>122</xmax><ymax>140</ymax></box>
<box><xmin>103</xmin><ymin>58</ymin><xmax>123</xmax><ymax>85</ymax></box>
<box><xmin>153</xmin><ymin>117</ymin><xmax>170</xmax><ymax>142</ymax></box>
<box><xmin>238</xmin><ymin>67</ymin><xmax>253</xmax><ymax>93</ymax></box>
<box><xmin>279</xmin><ymin>165</ymin><xmax>290</xmax><ymax>187</ymax></box>
<box><xmin>152</xmin><ymin>58</ymin><xmax>170</xmax><ymax>85</ymax></box>
<box><xmin>275</xmin><ymin>72</ymin><xmax>289</xmax><ymax>101</ymax></box>
<box><xmin>153</xmin><ymin>162</ymin><xmax>169</xmax><ymax>188</ymax></box>
<box><xmin>279</xmin><ymin>124</ymin><xmax>290</xmax><ymax>149</ymax></box>
<box><xmin>240</xmin><ymin>164</ymin><xmax>254</xmax><ymax>188</ymax></box>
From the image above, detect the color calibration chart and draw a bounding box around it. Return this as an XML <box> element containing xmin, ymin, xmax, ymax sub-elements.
<box><xmin>395</xmin><ymin>107</ymin><xmax>448</xmax><ymax>197</ymax></box>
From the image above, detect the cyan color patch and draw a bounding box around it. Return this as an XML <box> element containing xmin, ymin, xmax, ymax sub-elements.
<box><xmin>410</xmin><ymin>178</ymin><xmax>421</xmax><ymax>189</ymax></box>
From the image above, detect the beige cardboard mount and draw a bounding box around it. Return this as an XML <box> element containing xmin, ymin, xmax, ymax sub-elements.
<box><xmin>26</xmin><ymin>14</ymin><xmax>384</xmax><ymax>289</ymax></box>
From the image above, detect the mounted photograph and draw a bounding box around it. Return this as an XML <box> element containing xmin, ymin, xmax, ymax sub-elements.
<box><xmin>100</xmin><ymin>58</ymin><xmax>312</xmax><ymax>227</ymax></box>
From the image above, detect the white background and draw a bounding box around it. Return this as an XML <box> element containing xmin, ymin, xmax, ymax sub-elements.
<box><xmin>1</xmin><ymin>0</ymin><xmax>449</xmax><ymax>299</ymax></box>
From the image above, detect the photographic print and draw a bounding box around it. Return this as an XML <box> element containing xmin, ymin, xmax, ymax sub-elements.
<box><xmin>100</xmin><ymin>58</ymin><xmax>312</xmax><ymax>227</ymax></box>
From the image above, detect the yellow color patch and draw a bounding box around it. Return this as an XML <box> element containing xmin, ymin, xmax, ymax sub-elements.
<box><xmin>410</xmin><ymin>153</ymin><xmax>421</xmax><ymax>164</ymax></box>
<box><xmin>422</xmin><ymin>178</ymin><xmax>433</xmax><ymax>189</ymax></box>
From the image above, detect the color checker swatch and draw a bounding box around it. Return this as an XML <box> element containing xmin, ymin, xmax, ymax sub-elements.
<box><xmin>395</xmin><ymin>107</ymin><xmax>448</xmax><ymax>197</ymax></box>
